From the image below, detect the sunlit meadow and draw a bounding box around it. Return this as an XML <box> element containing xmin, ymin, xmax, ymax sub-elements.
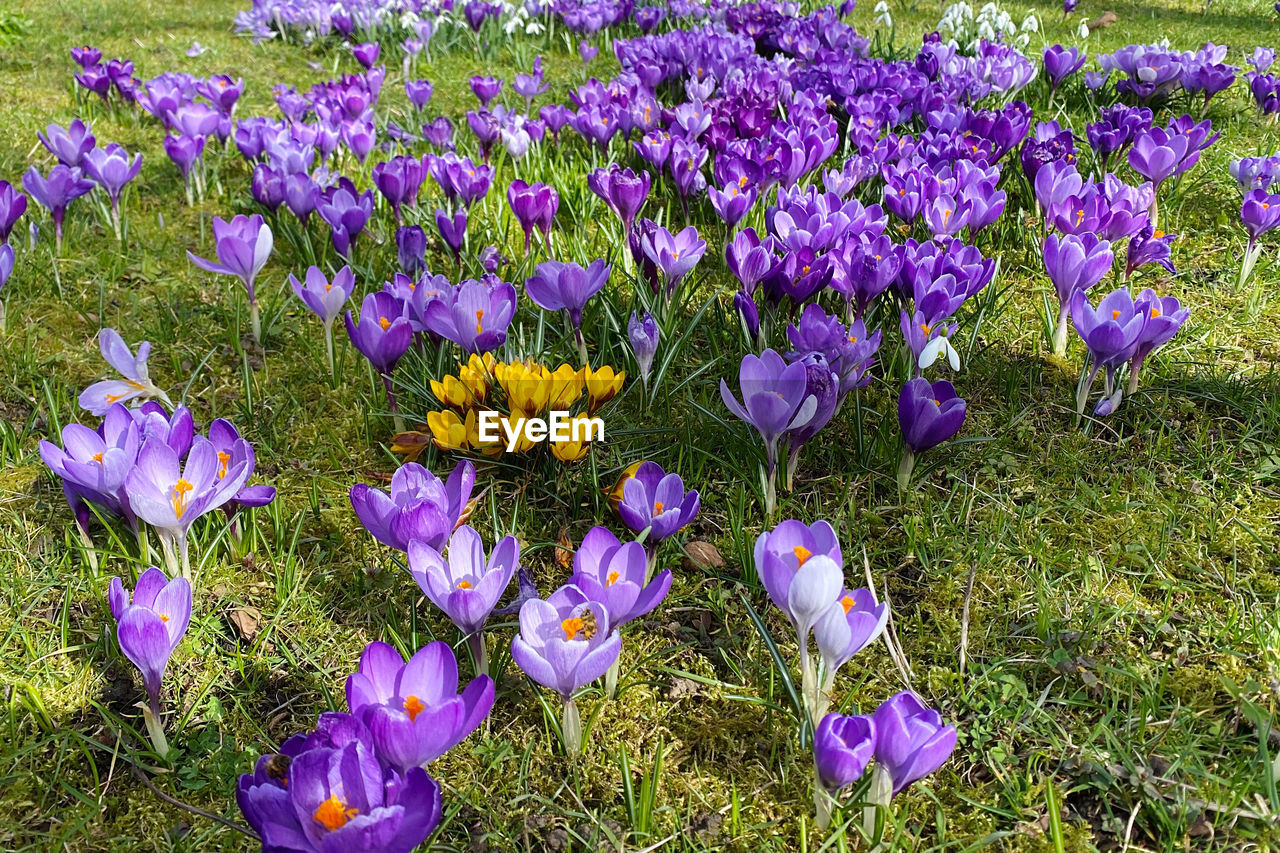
<box><xmin>1</xmin><ymin>0</ymin><xmax>1279</xmax><ymax>850</ymax></box>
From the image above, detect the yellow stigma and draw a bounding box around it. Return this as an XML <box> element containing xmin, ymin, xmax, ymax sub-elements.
<box><xmin>474</xmin><ymin>308</ymin><xmax>485</xmax><ymax>335</ymax></box>
<box><xmin>324</xmin><ymin>283</ymin><xmax>332</xmax><ymax>292</ymax></box>
<box><xmin>606</xmin><ymin>570</ymin><xmax>620</xmax><ymax>587</ymax></box>
<box><xmin>671</xmin><ymin>251</ymin><xmax>680</xmax><ymax>260</ymax></box>
<box><xmin>160</xmin><ymin>613</ymin><xmax>170</xmax><ymax>623</ymax></box>
<box><xmin>378</xmin><ymin>316</ymin><xmax>391</xmax><ymax>331</ymax></box>
<box><xmin>171</xmin><ymin>478</ymin><xmax>193</xmax><ymax>519</ymax></box>
<box><xmin>921</xmin><ymin>322</ymin><xmax>932</xmax><ymax>334</ymax></box>
<box><xmin>793</xmin><ymin>545</ymin><xmax>812</xmax><ymax>566</ymax></box>
<box><xmin>457</xmin><ymin>579</ymin><xmax>472</xmax><ymax>589</ymax></box>
<box><xmin>217</xmin><ymin>450</ymin><xmax>230</xmax><ymax>479</ymax></box>
<box><xmin>1075</xmin><ymin>209</ymin><xmax>1084</xmax><ymax>226</ymax></box>
<box><xmin>840</xmin><ymin>596</ymin><xmax>854</xmax><ymax>614</ymax></box>
<box><xmin>313</xmin><ymin>794</ymin><xmax>358</xmax><ymax>832</ymax></box>
<box><xmin>738</xmin><ymin>176</ymin><xmax>748</xmax><ymax>188</ymax></box>
<box><xmin>654</xmin><ymin>501</ymin><xmax>664</xmax><ymax>514</ymax></box>
<box><xmin>1153</xmin><ymin>230</ymin><xmax>1165</xmax><ymax>238</ymax></box>
<box><xmin>933</xmin><ymin>399</ymin><xmax>941</xmax><ymax>406</ymax></box>
<box><xmin>1151</xmin><ymin>307</ymin><xmax>1162</xmax><ymax>318</ymax></box>
<box><xmin>1112</xmin><ymin>309</ymin><xmax>1121</xmax><ymax>320</ymax></box>
<box><xmin>92</xmin><ymin>452</ymin><xmax>104</xmax><ymax>463</ymax></box>
<box><xmin>562</xmin><ymin>616</ymin><xmax>585</xmax><ymax>640</ymax></box>
<box><xmin>848</xmin><ymin>336</ymin><xmax>858</xmax><ymax>344</ymax></box>
<box><xmin>403</xmin><ymin>695</ymin><xmax>425</xmax><ymax>721</ymax></box>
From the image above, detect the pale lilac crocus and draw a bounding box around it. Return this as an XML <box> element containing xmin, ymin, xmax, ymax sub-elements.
<box><xmin>187</xmin><ymin>214</ymin><xmax>273</xmax><ymax>343</ymax></box>
<box><xmin>79</xmin><ymin>328</ymin><xmax>171</xmax><ymax>415</ymax></box>
<box><xmin>407</xmin><ymin>524</ymin><xmax>519</xmax><ymax>677</ymax></box>
<box><xmin>82</xmin><ymin>143</ymin><xmax>142</xmax><ymax>240</ymax></box>
<box><xmin>290</xmin><ymin>265</ymin><xmax>355</xmax><ymax>376</ymax></box>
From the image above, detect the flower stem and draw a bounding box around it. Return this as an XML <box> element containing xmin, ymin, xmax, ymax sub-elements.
<box><xmin>1051</xmin><ymin>305</ymin><xmax>1070</xmax><ymax>358</ymax></box>
<box><xmin>896</xmin><ymin>450</ymin><xmax>916</xmax><ymax>492</ymax></box>
<box><xmin>323</xmin><ymin>321</ymin><xmax>336</xmax><ymax>380</ymax></box>
<box><xmin>249</xmin><ymin>300</ymin><xmax>261</xmax><ymax>346</ymax></box>
<box><xmin>143</xmin><ymin>703</ymin><xmax>170</xmax><ymax>760</ymax></box>
<box><xmin>467</xmin><ymin>631</ymin><xmax>489</xmax><ymax>679</ymax></box>
<box><xmin>77</xmin><ymin>524</ymin><xmax>99</xmax><ymax>575</ymax></box>
<box><xmin>813</xmin><ymin>764</ymin><xmax>835</xmax><ymax>831</ymax></box>
<box><xmin>604</xmin><ymin>658</ymin><xmax>620</xmax><ymax>699</ymax></box>
<box><xmin>561</xmin><ymin>696</ymin><xmax>582</xmax><ymax>755</ymax></box>
<box><xmin>863</xmin><ymin>764</ymin><xmax>893</xmax><ymax>848</ymax></box>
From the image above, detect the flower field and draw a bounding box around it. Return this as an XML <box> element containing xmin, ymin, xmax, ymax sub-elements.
<box><xmin>1</xmin><ymin>0</ymin><xmax>1279</xmax><ymax>850</ymax></box>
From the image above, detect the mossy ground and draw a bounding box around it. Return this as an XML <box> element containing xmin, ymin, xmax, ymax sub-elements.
<box><xmin>1</xmin><ymin>0</ymin><xmax>1279</xmax><ymax>850</ymax></box>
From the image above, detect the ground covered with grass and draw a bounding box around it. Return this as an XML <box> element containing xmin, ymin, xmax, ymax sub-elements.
<box><xmin>1</xmin><ymin>0</ymin><xmax>1279</xmax><ymax>850</ymax></box>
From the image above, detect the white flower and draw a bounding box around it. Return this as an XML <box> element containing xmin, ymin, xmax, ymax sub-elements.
<box><xmin>525</xmin><ymin>19</ymin><xmax>544</xmax><ymax>34</ymax></box>
<box><xmin>1020</xmin><ymin>13</ymin><xmax>1039</xmax><ymax>32</ymax></box>
<box><xmin>920</xmin><ymin>336</ymin><xmax>961</xmax><ymax>372</ymax></box>
<box><xmin>1077</xmin><ymin>20</ymin><xmax>1090</xmax><ymax>38</ymax></box>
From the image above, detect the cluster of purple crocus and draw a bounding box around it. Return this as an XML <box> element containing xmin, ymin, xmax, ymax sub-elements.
<box><xmin>0</xmin><ymin>178</ymin><xmax>25</xmax><ymax>329</ymax></box>
<box><xmin>41</xmin><ymin>329</ymin><xmax>274</xmax><ymax>577</ymax></box>
<box><xmin>350</xmin><ymin>455</ymin><xmax>696</xmax><ymax>754</ymax></box>
<box><xmin>237</xmin><ymin>637</ymin><xmax>492</xmax><ymax>852</ymax></box>
<box><xmin>21</xmin><ymin>116</ymin><xmax>142</xmax><ymax>248</ymax></box>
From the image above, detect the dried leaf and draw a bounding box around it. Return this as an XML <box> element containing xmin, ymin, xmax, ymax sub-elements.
<box><xmin>555</xmin><ymin>529</ymin><xmax>574</xmax><ymax>569</ymax></box>
<box><xmin>228</xmin><ymin>606</ymin><xmax>261</xmax><ymax>642</ymax></box>
<box><xmin>682</xmin><ymin>540</ymin><xmax>725</xmax><ymax>570</ymax></box>
<box><xmin>1087</xmin><ymin>11</ymin><xmax>1117</xmax><ymax>30</ymax></box>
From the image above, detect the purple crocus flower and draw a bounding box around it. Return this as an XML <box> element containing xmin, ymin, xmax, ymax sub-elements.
<box><xmin>350</xmin><ymin>459</ymin><xmax>475</xmax><ymax>553</ymax></box>
<box><xmin>236</xmin><ymin>712</ymin><xmax>442</xmax><ymax>853</ymax></box>
<box><xmin>587</xmin><ymin>165</ymin><xmax>650</xmax><ymax>235</ymax></box>
<box><xmin>640</xmin><ymin>222</ymin><xmax>706</xmax><ymax>299</ymax></box>
<box><xmin>1043</xmin><ymin>46</ymin><xmax>1086</xmax><ymax>94</ymax></box>
<box><xmin>1125</xmin><ymin>225</ymin><xmax>1176</xmax><ymax>279</ymax></box>
<box><xmin>345</xmin><ymin>640</ymin><xmax>493</xmax><ymax>772</ymax></box>
<box><xmin>0</xmin><ymin>242</ymin><xmax>12</xmax><ymax>295</ymax></box>
<box><xmin>579</xmin><ymin>40</ymin><xmax>599</xmax><ymax>65</ymax></box>
<box><xmin>721</xmin><ymin>349</ymin><xmax>817</xmax><ymax>513</ymax></box>
<box><xmin>814</xmin><ymin>712</ymin><xmax>876</xmax><ymax>791</ymax></box>
<box><xmin>39</xmin><ymin>402</ymin><xmax>140</xmax><ymax>536</ymax></box>
<box><xmin>873</xmin><ymin>692</ymin><xmax>957</xmax><ymax>796</ymax></box>
<box><xmin>397</xmin><ymin>225</ymin><xmax>427</xmax><ymax>277</ymax></box>
<box><xmin>524</xmin><ymin>258</ymin><xmax>609</xmax><ymax>345</ymax></box>
<box><xmin>898</xmin><ymin>378</ymin><xmax>966</xmax><ymax>456</ymax></box>
<box><xmin>187</xmin><ymin>214</ymin><xmax>273</xmax><ymax>340</ymax></box>
<box><xmin>511</xmin><ymin>584</ymin><xmax>621</xmax><ymax>701</ymax></box>
<box><xmin>78</xmin><ymin>328</ymin><xmax>171</xmax><ymax>415</ymax></box>
<box><xmin>628</xmin><ymin>311</ymin><xmax>659</xmax><ymax>391</ymax></box>
<box><xmin>108</xmin><ymin>567</ymin><xmax>191</xmax><ymax>731</ymax></box>
<box><xmin>434</xmin><ymin>207</ymin><xmax>467</xmax><ymax>259</ymax></box>
<box><xmin>408</xmin><ymin>524</ymin><xmax>519</xmax><ymax>640</ymax></box>
<box><xmin>422</xmin><ymin>277</ymin><xmax>516</xmax><ymax>354</ymax></box>
<box><xmin>345</xmin><ymin>291</ymin><xmax>413</xmax><ymax>378</ymax></box>
<box><xmin>372</xmin><ymin>156</ymin><xmax>424</xmax><ymax>221</ymax></box>
<box><xmin>1071</xmin><ymin>287</ymin><xmax>1147</xmax><ymax>416</ymax></box>
<box><xmin>22</xmin><ymin>164</ymin><xmax>94</xmax><ymax>248</ymax></box>
<box><xmin>1242</xmin><ymin>188</ymin><xmax>1280</xmax><ymax>242</ymax></box>
<box><xmin>206</xmin><ymin>418</ymin><xmax>275</xmax><ymax>517</ymax></box>
<box><xmin>1128</xmin><ymin>289</ymin><xmax>1188</xmax><ymax>394</ymax></box>
<box><xmin>1043</xmin><ymin>232</ymin><xmax>1115</xmax><ymax>355</ymax></box>
<box><xmin>469</xmin><ymin>75</ymin><xmax>503</xmax><ymax>107</ymax></box>
<box><xmin>614</xmin><ymin>461</ymin><xmax>700</xmax><ymax>543</ymax></box>
<box><xmin>567</xmin><ymin>526</ymin><xmax>671</xmax><ymax>628</ymax></box>
<box><xmin>125</xmin><ymin>436</ymin><xmax>252</xmax><ymax>576</ymax></box>
<box><xmin>506</xmin><ymin>179</ymin><xmax>558</xmax><ymax>253</ymax></box>
<box><xmin>284</xmin><ymin>172</ymin><xmax>320</xmax><ymax>223</ymax></box>
<box><xmin>319</xmin><ymin>180</ymin><xmax>374</xmax><ymax>257</ymax></box>
<box><xmin>405</xmin><ymin>79</ymin><xmax>433</xmax><ymax>111</ymax></box>
<box><xmin>754</xmin><ymin>518</ymin><xmax>844</xmax><ymax>646</ymax></box>
<box><xmin>352</xmin><ymin>42</ymin><xmax>380</xmax><ymax>69</ymax></box>
<box><xmin>162</xmin><ymin>134</ymin><xmax>206</xmax><ymax>197</ymax></box>
<box><xmin>71</xmin><ymin>46</ymin><xmax>102</xmax><ymax>68</ymax></box>
<box><xmin>0</xmin><ymin>179</ymin><xmax>28</xmax><ymax>243</ymax></box>
<box><xmin>81</xmin><ymin>142</ymin><xmax>141</xmax><ymax>212</ymax></box>
<box><xmin>75</xmin><ymin>64</ymin><xmax>112</xmax><ymax>100</ymax></box>
<box><xmin>813</xmin><ymin>587</ymin><xmax>888</xmax><ymax>685</ymax></box>
<box><xmin>38</xmin><ymin>119</ymin><xmax>96</xmax><ymax>168</ymax></box>
<box><xmin>290</xmin><ymin>265</ymin><xmax>355</xmax><ymax>328</ymax></box>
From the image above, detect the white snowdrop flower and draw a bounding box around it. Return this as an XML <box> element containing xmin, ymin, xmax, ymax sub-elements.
<box><xmin>1020</xmin><ymin>13</ymin><xmax>1039</xmax><ymax>32</ymax></box>
<box><xmin>526</xmin><ymin>19</ymin><xmax>544</xmax><ymax>34</ymax></box>
<box><xmin>1078</xmin><ymin>20</ymin><xmax>1090</xmax><ymax>38</ymax></box>
<box><xmin>920</xmin><ymin>336</ymin><xmax>961</xmax><ymax>372</ymax></box>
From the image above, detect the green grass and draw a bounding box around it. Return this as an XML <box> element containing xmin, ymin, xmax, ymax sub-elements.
<box><xmin>1</xmin><ymin>0</ymin><xmax>1280</xmax><ymax>850</ymax></box>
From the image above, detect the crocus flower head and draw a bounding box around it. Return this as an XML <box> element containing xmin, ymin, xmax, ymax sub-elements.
<box><xmin>587</xmin><ymin>165</ymin><xmax>651</xmax><ymax>233</ymax></box>
<box><xmin>108</xmin><ymin>566</ymin><xmax>192</xmax><ymax>709</ymax></box>
<box><xmin>754</xmin><ymin>518</ymin><xmax>844</xmax><ymax>637</ymax></box>
<box><xmin>873</xmin><ymin>691</ymin><xmax>957</xmax><ymax>796</ymax></box>
<box><xmin>124</xmin><ymin>435</ymin><xmax>252</xmax><ymax>539</ymax></box>
<box><xmin>1043</xmin><ymin>45</ymin><xmax>1086</xmax><ymax>91</ymax></box>
<box><xmin>422</xmin><ymin>278</ymin><xmax>517</xmax><ymax>355</ymax></box>
<box><xmin>1043</xmin><ymin>232</ymin><xmax>1114</xmax><ymax>307</ymax></box>
<box><xmin>814</xmin><ymin>712</ymin><xmax>876</xmax><ymax>791</ymax></box>
<box><xmin>814</xmin><ymin>587</ymin><xmax>888</xmax><ymax>680</ymax></box>
<box><xmin>236</xmin><ymin>712</ymin><xmax>443</xmax><ymax>853</ymax></box>
<box><xmin>345</xmin><ymin>640</ymin><xmax>494</xmax><ymax>771</ymax></box>
<box><xmin>22</xmin><ymin>163</ymin><xmax>94</xmax><ymax>241</ymax></box>
<box><xmin>349</xmin><ymin>459</ymin><xmax>476</xmax><ymax>553</ymax></box>
<box><xmin>640</xmin><ymin>222</ymin><xmax>707</xmax><ymax>297</ymax></box>
<box><xmin>524</xmin><ymin>259</ymin><xmax>609</xmax><ymax>331</ymax></box>
<box><xmin>1242</xmin><ymin>188</ymin><xmax>1280</xmax><ymax>243</ymax></box>
<box><xmin>567</xmin><ymin>526</ymin><xmax>671</xmax><ymax>628</ymax></box>
<box><xmin>0</xmin><ymin>179</ymin><xmax>28</xmax><ymax>243</ymax></box>
<box><xmin>345</xmin><ymin>291</ymin><xmax>413</xmax><ymax>376</ymax></box>
<box><xmin>720</xmin><ymin>349</ymin><xmax>817</xmax><ymax>471</ymax></box>
<box><xmin>290</xmin><ymin>265</ymin><xmax>355</xmax><ymax>327</ymax></box>
<box><xmin>38</xmin><ymin>119</ymin><xmax>96</xmax><ymax>168</ymax></box>
<box><xmin>511</xmin><ymin>584</ymin><xmax>621</xmax><ymax>700</ymax></box>
<box><xmin>627</xmin><ymin>311</ymin><xmax>659</xmax><ymax>388</ymax></box>
<box><xmin>506</xmin><ymin>179</ymin><xmax>559</xmax><ymax>253</ymax></box>
<box><xmin>39</xmin><ymin>402</ymin><xmax>140</xmax><ymax>532</ymax></box>
<box><xmin>898</xmin><ymin>378</ymin><xmax>966</xmax><ymax>455</ymax></box>
<box><xmin>408</xmin><ymin>524</ymin><xmax>519</xmax><ymax>636</ymax></box>
<box><xmin>82</xmin><ymin>143</ymin><xmax>142</xmax><ymax>211</ymax></box>
<box><xmin>186</xmin><ymin>214</ymin><xmax>273</xmax><ymax>303</ymax></box>
<box><xmin>614</xmin><ymin>461</ymin><xmax>700</xmax><ymax>542</ymax></box>
<box><xmin>79</xmin><ymin>328</ymin><xmax>169</xmax><ymax>415</ymax></box>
